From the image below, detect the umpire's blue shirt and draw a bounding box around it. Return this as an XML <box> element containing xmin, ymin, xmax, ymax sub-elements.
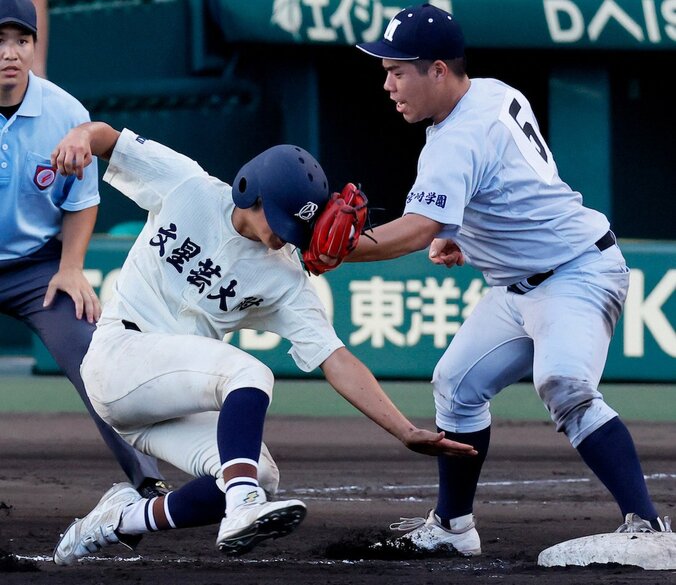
<box><xmin>0</xmin><ymin>72</ymin><xmax>100</xmax><ymax>260</ymax></box>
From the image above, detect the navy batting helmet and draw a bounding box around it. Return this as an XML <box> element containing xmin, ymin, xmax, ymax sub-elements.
<box><xmin>232</xmin><ymin>145</ymin><xmax>329</xmax><ymax>250</ymax></box>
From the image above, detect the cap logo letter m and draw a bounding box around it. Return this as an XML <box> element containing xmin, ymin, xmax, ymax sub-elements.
<box><xmin>384</xmin><ymin>18</ymin><xmax>402</xmax><ymax>41</ymax></box>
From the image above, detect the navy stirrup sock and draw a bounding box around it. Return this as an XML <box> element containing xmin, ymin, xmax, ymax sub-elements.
<box><xmin>166</xmin><ymin>388</ymin><xmax>271</xmax><ymax>529</ymax></box>
<box><xmin>576</xmin><ymin>417</ymin><xmax>658</xmax><ymax>522</ymax></box>
<box><xmin>217</xmin><ymin>387</ymin><xmax>270</xmax><ymax>464</ymax></box>
<box><xmin>435</xmin><ymin>426</ymin><xmax>491</xmax><ymax>524</ymax></box>
<box><xmin>166</xmin><ymin>475</ymin><xmax>225</xmax><ymax>528</ymax></box>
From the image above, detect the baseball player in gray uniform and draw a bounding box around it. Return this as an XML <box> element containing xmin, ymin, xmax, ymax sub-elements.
<box><xmin>342</xmin><ymin>3</ymin><xmax>670</xmax><ymax>554</ymax></box>
<box><xmin>49</xmin><ymin>121</ymin><xmax>477</xmax><ymax>565</ymax></box>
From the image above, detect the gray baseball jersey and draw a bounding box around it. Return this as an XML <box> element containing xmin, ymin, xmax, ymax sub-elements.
<box><xmin>404</xmin><ymin>78</ymin><xmax>610</xmax><ymax>286</ymax></box>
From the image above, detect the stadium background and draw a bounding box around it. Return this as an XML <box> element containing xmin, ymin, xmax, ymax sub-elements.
<box><xmin>1</xmin><ymin>0</ymin><xmax>674</xmax><ymax>390</ymax></box>
<box><xmin>1</xmin><ymin>2</ymin><xmax>674</xmax><ymax>581</ymax></box>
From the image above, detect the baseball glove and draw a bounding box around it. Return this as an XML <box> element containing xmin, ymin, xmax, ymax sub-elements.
<box><xmin>302</xmin><ymin>182</ymin><xmax>368</xmax><ymax>276</ymax></box>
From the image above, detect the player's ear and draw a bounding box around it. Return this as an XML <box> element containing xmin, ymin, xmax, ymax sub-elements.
<box><xmin>431</xmin><ymin>60</ymin><xmax>446</xmax><ymax>79</ymax></box>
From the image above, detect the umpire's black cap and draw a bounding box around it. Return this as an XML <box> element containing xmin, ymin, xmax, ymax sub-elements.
<box><xmin>0</xmin><ymin>0</ymin><xmax>38</xmax><ymax>34</ymax></box>
<box><xmin>357</xmin><ymin>3</ymin><xmax>464</xmax><ymax>61</ymax></box>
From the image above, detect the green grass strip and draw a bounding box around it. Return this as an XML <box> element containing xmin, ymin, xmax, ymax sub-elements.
<box><xmin>0</xmin><ymin>376</ymin><xmax>673</xmax><ymax>421</ymax></box>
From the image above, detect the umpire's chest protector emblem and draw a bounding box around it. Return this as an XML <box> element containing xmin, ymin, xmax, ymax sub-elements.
<box><xmin>33</xmin><ymin>165</ymin><xmax>56</xmax><ymax>191</ymax></box>
<box><xmin>295</xmin><ymin>202</ymin><xmax>318</xmax><ymax>222</ymax></box>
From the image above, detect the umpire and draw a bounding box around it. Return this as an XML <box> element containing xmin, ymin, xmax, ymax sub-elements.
<box><xmin>0</xmin><ymin>0</ymin><xmax>165</xmax><ymax>497</ymax></box>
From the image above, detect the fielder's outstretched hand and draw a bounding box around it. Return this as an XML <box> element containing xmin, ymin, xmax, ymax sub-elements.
<box><xmin>402</xmin><ymin>429</ymin><xmax>477</xmax><ymax>457</ymax></box>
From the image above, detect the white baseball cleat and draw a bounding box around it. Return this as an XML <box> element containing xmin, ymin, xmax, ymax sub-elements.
<box><xmin>53</xmin><ymin>482</ymin><xmax>142</xmax><ymax>566</ymax></box>
<box><xmin>377</xmin><ymin>508</ymin><xmax>481</xmax><ymax>556</ymax></box>
<box><xmin>615</xmin><ymin>512</ymin><xmax>672</xmax><ymax>533</ymax></box>
<box><xmin>217</xmin><ymin>498</ymin><xmax>307</xmax><ymax>555</ymax></box>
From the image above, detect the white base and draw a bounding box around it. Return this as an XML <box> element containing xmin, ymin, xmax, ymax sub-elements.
<box><xmin>538</xmin><ymin>532</ymin><xmax>676</xmax><ymax>570</ymax></box>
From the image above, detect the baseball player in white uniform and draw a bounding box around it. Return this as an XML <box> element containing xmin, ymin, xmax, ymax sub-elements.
<box><xmin>49</xmin><ymin>121</ymin><xmax>477</xmax><ymax>565</ymax></box>
<box><xmin>345</xmin><ymin>3</ymin><xmax>670</xmax><ymax>554</ymax></box>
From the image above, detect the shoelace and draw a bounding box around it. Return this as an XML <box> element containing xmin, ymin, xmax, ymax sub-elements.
<box><xmin>389</xmin><ymin>516</ymin><xmax>427</xmax><ymax>532</ymax></box>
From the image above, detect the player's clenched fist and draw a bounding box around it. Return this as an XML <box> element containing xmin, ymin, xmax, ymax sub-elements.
<box><xmin>51</xmin><ymin>127</ymin><xmax>93</xmax><ymax>180</ymax></box>
<box><xmin>429</xmin><ymin>238</ymin><xmax>465</xmax><ymax>268</ymax></box>
<box><xmin>51</xmin><ymin>122</ymin><xmax>121</xmax><ymax>180</ymax></box>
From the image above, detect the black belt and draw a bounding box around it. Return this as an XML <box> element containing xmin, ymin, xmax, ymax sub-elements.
<box><xmin>507</xmin><ymin>230</ymin><xmax>616</xmax><ymax>295</ymax></box>
<box><xmin>122</xmin><ymin>319</ymin><xmax>141</xmax><ymax>332</ymax></box>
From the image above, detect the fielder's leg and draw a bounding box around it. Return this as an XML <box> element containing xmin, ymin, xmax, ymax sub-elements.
<box><xmin>433</xmin><ymin>288</ymin><xmax>533</xmax><ymax>523</ymax></box>
<box><xmin>576</xmin><ymin>416</ymin><xmax>659</xmax><ymax>525</ymax></box>
<box><xmin>436</xmin><ymin>427</ymin><xmax>491</xmax><ymax>521</ymax></box>
<box><xmin>388</xmin><ymin>288</ymin><xmax>533</xmax><ymax>555</ymax></box>
<box><xmin>529</xmin><ymin>247</ymin><xmax>662</xmax><ymax>529</ymax></box>
<box><xmin>537</xmin><ymin>376</ymin><xmax>661</xmax><ymax>529</ymax></box>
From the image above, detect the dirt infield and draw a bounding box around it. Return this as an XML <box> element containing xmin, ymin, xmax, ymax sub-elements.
<box><xmin>1</xmin><ymin>412</ymin><xmax>674</xmax><ymax>584</ymax></box>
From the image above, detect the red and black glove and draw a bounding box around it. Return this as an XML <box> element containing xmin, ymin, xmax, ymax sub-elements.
<box><xmin>302</xmin><ymin>183</ymin><xmax>368</xmax><ymax>276</ymax></box>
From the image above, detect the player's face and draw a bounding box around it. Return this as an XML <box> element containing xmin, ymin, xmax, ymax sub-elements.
<box><xmin>258</xmin><ymin>222</ymin><xmax>286</xmax><ymax>251</ymax></box>
<box><xmin>0</xmin><ymin>26</ymin><xmax>34</xmax><ymax>105</ymax></box>
<box><xmin>382</xmin><ymin>59</ymin><xmax>439</xmax><ymax>124</ymax></box>
<box><xmin>234</xmin><ymin>205</ymin><xmax>286</xmax><ymax>250</ymax></box>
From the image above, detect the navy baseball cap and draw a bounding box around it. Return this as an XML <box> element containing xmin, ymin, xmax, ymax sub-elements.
<box><xmin>357</xmin><ymin>3</ymin><xmax>464</xmax><ymax>61</ymax></box>
<box><xmin>0</xmin><ymin>0</ymin><xmax>37</xmax><ymax>34</ymax></box>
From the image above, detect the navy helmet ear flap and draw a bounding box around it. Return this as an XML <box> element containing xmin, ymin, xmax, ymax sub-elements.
<box><xmin>232</xmin><ymin>161</ymin><xmax>260</xmax><ymax>209</ymax></box>
<box><xmin>232</xmin><ymin>145</ymin><xmax>329</xmax><ymax>249</ymax></box>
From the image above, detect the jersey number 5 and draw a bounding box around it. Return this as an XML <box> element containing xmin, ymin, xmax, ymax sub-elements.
<box><xmin>509</xmin><ymin>99</ymin><xmax>547</xmax><ymax>163</ymax></box>
<box><xmin>500</xmin><ymin>91</ymin><xmax>556</xmax><ymax>184</ymax></box>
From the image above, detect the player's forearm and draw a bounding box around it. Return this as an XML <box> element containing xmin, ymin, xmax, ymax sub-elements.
<box><xmin>59</xmin><ymin>206</ymin><xmax>98</xmax><ymax>270</ymax></box>
<box><xmin>79</xmin><ymin>122</ymin><xmax>121</xmax><ymax>160</ymax></box>
<box><xmin>321</xmin><ymin>348</ymin><xmax>416</xmax><ymax>440</ymax></box>
<box><xmin>347</xmin><ymin>213</ymin><xmax>442</xmax><ymax>262</ymax></box>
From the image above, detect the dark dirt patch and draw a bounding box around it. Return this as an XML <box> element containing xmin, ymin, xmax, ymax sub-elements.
<box><xmin>1</xmin><ymin>414</ymin><xmax>673</xmax><ymax>584</ymax></box>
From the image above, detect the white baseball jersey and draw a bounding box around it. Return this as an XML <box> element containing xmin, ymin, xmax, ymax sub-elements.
<box><xmin>404</xmin><ymin>78</ymin><xmax>610</xmax><ymax>286</ymax></box>
<box><xmin>99</xmin><ymin>129</ymin><xmax>343</xmax><ymax>372</ymax></box>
